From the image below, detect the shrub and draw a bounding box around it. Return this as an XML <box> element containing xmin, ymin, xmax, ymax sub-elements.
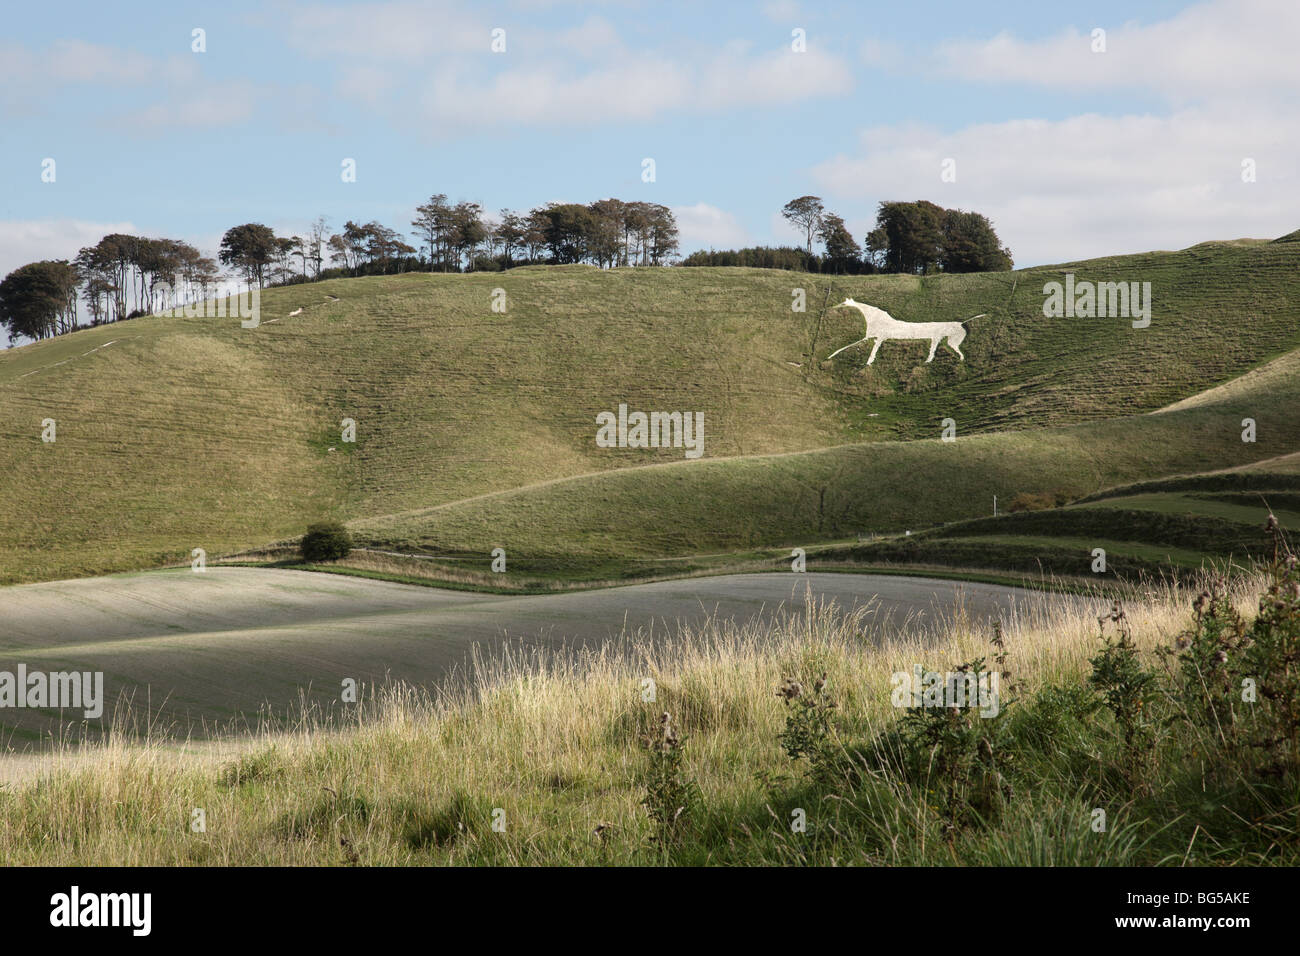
<box><xmin>1006</xmin><ymin>490</ymin><xmax>1070</xmax><ymax>512</ymax></box>
<box><xmin>776</xmin><ymin>673</ymin><xmax>838</xmax><ymax>779</ymax></box>
<box><xmin>1088</xmin><ymin>602</ymin><xmax>1157</xmax><ymax>784</ymax></box>
<box><xmin>1239</xmin><ymin>517</ymin><xmax>1300</xmax><ymax>774</ymax></box>
<box><xmin>877</xmin><ymin>655</ymin><xmax>1017</xmax><ymax>828</ymax></box>
<box><xmin>300</xmin><ymin>521</ymin><xmax>353</xmax><ymax>562</ymax></box>
<box><xmin>1160</xmin><ymin>577</ymin><xmax>1248</xmax><ymax>730</ymax></box>
<box><xmin>640</xmin><ymin>712</ymin><xmax>699</xmax><ymax>852</ymax></box>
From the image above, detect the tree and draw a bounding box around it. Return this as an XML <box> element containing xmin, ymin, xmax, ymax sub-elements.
<box><xmin>868</xmin><ymin>201</ymin><xmax>1011</xmax><ymax>274</ymax></box>
<box><xmin>271</xmin><ymin>236</ymin><xmax>299</xmax><ymax>284</ymax></box>
<box><xmin>300</xmin><ymin>521</ymin><xmax>353</xmax><ymax>562</ymax></box>
<box><xmin>645</xmin><ymin>204</ymin><xmax>679</xmax><ymax>265</ymax></box>
<box><xmin>0</xmin><ymin>261</ymin><xmax>79</xmax><ymax>340</ymax></box>
<box><xmin>333</xmin><ymin>221</ymin><xmax>369</xmax><ymax>275</ymax></box>
<box><xmin>327</xmin><ymin>233</ymin><xmax>352</xmax><ymax>273</ymax></box>
<box><xmin>587</xmin><ymin>199</ymin><xmax>626</xmax><ymax>268</ymax></box>
<box><xmin>450</xmin><ymin>202</ymin><xmax>487</xmax><ymax>270</ymax></box>
<box><xmin>189</xmin><ymin>255</ymin><xmax>222</xmax><ymax>306</ymax></box>
<box><xmin>817</xmin><ymin>213</ymin><xmax>861</xmax><ymax>273</ymax></box>
<box><xmin>782</xmin><ymin>196</ymin><xmax>825</xmax><ymax>254</ymax></box>
<box><xmin>306</xmin><ymin>216</ymin><xmax>329</xmax><ymax>278</ymax></box>
<box><xmin>493</xmin><ymin>209</ymin><xmax>527</xmax><ymax>266</ymax></box>
<box><xmin>288</xmin><ymin>235</ymin><xmax>308</xmax><ymax>279</ymax></box>
<box><xmin>623</xmin><ymin>201</ymin><xmax>652</xmax><ymax>265</ymax></box>
<box><xmin>412</xmin><ymin>195</ymin><xmax>451</xmax><ymax>271</ymax></box>
<box><xmin>940</xmin><ymin>209</ymin><xmax>1014</xmax><ymax>273</ymax></box>
<box><xmin>874</xmin><ymin>200</ymin><xmax>945</xmax><ymax>274</ymax></box>
<box><xmin>680</xmin><ymin>246</ymin><xmax>813</xmax><ymax>270</ymax></box>
<box><xmin>219</xmin><ymin>223</ymin><xmax>277</xmax><ymax>287</ymax></box>
<box><xmin>523</xmin><ymin>208</ymin><xmax>549</xmax><ymax>261</ymax></box>
<box><xmin>864</xmin><ymin>225</ymin><xmax>889</xmax><ymax>271</ymax></box>
<box><xmin>92</xmin><ymin>233</ymin><xmax>136</xmax><ymax>320</ymax></box>
<box><xmin>74</xmin><ymin>242</ymin><xmax>118</xmax><ymax>326</ymax></box>
<box><xmin>536</xmin><ymin>203</ymin><xmax>594</xmax><ymax>264</ymax></box>
<box><xmin>362</xmin><ymin>221</ymin><xmax>414</xmax><ymax>272</ymax></box>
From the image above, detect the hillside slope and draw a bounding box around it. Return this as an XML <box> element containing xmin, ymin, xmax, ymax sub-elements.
<box><xmin>353</xmin><ymin>344</ymin><xmax>1300</xmax><ymax>566</ymax></box>
<box><xmin>2</xmin><ymin>241</ymin><xmax>1298</xmax><ymax>584</ymax></box>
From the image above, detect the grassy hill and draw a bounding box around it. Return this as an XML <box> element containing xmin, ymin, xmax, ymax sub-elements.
<box><xmin>351</xmin><ymin>351</ymin><xmax>1300</xmax><ymax>578</ymax></box>
<box><xmin>3</xmin><ymin>239</ymin><xmax>1300</xmax><ymax>585</ymax></box>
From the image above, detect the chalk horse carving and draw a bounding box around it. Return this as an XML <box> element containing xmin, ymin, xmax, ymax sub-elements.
<box><xmin>827</xmin><ymin>298</ymin><xmax>986</xmax><ymax>364</ymax></box>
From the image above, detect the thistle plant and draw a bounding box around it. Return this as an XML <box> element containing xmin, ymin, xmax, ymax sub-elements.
<box><xmin>641</xmin><ymin>712</ymin><xmax>699</xmax><ymax>851</ymax></box>
<box><xmin>1089</xmin><ymin>602</ymin><xmax>1156</xmax><ymax>784</ymax></box>
<box><xmin>776</xmin><ymin>672</ymin><xmax>837</xmax><ymax>779</ymax></box>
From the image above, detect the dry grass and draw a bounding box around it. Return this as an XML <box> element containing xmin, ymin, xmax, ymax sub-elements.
<box><xmin>0</xmin><ymin>571</ymin><xmax>1265</xmax><ymax>865</ymax></box>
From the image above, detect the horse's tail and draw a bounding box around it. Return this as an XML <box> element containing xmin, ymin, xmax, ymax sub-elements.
<box><xmin>960</xmin><ymin>313</ymin><xmax>988</xmax><ymax>325</ymax></box>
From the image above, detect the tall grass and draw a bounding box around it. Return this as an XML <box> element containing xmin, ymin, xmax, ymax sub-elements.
<box><xmin>0</xmin><ymin>568</ymin><xmax>1292</xmax><ymax>865</ymax></box>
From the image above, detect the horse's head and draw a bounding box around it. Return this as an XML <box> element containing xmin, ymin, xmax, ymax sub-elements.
<box><xmin>835</xmin><ymin>297</ymin><xmax>859</xmax><ymax>309</ymax></box>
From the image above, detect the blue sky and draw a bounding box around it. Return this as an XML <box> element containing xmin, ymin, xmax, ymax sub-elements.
<box><xmin>2</xmin><ymin>0</ymin><xmax>1294</xmax><ymax>279</ymax></box>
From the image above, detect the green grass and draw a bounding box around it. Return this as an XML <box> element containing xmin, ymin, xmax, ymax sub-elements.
<box><xmin>4</xmin><ymin>239</ymin><xmax>1300</xmax><ymax>585</ymax></box>
<box><xmin>353</xmin><ymin>347</ymin><xmax>1300</xmax><ymax>569</ymax></box>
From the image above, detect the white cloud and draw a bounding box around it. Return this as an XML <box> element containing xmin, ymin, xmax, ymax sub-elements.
<box><xmin>0</xmin><ymin>38</ymin><xmax>265</xmax><ymax>133</ymax></box>
<box><xmin>934</xmin><ymin>0</ymin><xmax>1300</xmax><ymax>104</ymax></box>
<box><xmin>0</xmin><ymin>39</ymin><xmax>196</xmax><ymax>88</ymax></box>
<box><xmin>285</xmin><ymin>2</ymin><xmax>851</xmax><ymax>131</ymax></box>
<box><xmin>813</xmin><ymin>0</ymin><xmax>1300</xmax><ymax>264</ymax></box>
<box><xmin>420</xmin><ymin>56</ymin><xmax>690</xmax><ymax>127</ymax></box>
<box><xmin>672</xmin><ymin>203</ymin><xmax>751</xmax><ymax>249</ymax></box>
<box><xmin>762</xmin><ymin>1</ymin><xmax>802</xmax><ymax>24</ymax></box>
<box><xmin>338</xmin><ymin>66</ymin><xmax>397</xmax><ymax>106</ymax></box>
<box><xmin>693</xmin><ymin>45</ymin><xmax>852</xmax><ymax>110</ymax></box>
<box><xmin>0</xmin><ymin>40</ymin><xmax>199</xmax><ymax>117</ymax></box>
<box><xmin>119</xmin><ymin>80</ymin><xmax>262</xmax><ymax>130</ymax></box>
<box><xmin>285</xmin><ymin>0</ymin><xmax>485</xmax><ymax>59</ymax></box>
<box><xmin>416</xmin><ymin>45</ymin><xmax>850</xmax><ymax>130</ymax></box>
<box><xmin>552</xmin><ymin>16</ymin><xmax>626</xmax><ymax>59</ymax></box>
<box><xmin>0</xmin><ymin>220</ymin><xmax>138</xmax><ymax>283</ymax></box>
<box><xmin>813</xmin><ymin>106</ymin><xmax>1296</xmax><ymax>265</ymax></box>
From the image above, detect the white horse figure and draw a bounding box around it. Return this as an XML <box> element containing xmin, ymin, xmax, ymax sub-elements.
<box><xmin>827</xmin><ymin>298</ymin><xmax>986</xmax><ymax>364</ymax></box>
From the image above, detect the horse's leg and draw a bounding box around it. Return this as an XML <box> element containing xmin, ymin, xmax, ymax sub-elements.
<box><xmin>866</xmin><ymin>338</ymin><xmax>883</xmax><ymax>364</ymax></box>
<box><xmin>946</xmin><ymin>326</ymin><xmax>966</xmax><ymax>360</ymax></box>
<box><xmin>827</xmin><ymin>337</ymin><xmax>867</xmax><ymax>361</ymax></box>
<box><xmin>926</xmin><ymin>336</ymin><xmax>939</xmax><ymax>362</ymax></box>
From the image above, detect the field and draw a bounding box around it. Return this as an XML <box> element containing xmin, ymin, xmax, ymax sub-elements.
<box><xmin>0</xmin><ymin>565</ymin><xmax>1295</xmax><ymax>866</ymax></box>
<box><xmin>0</xmin><ymin>566</ymin><xmax>1035</xmax><ymax>743</ymax></box>
<box><xmin>3</xmin><ymin>237</ymin><xmax>1300</xmax><ymax>586</ymax></box>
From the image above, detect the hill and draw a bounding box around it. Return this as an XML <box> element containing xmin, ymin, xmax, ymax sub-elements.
<box><xmin>352</xmin><ymin>346</ymin><xmax>1300</xmax><ymax>578</ymax></box>
<box><xmin>2</xmin><ymin>239</ymin><xmax>1300</xmax><ymax>584</ymax></box>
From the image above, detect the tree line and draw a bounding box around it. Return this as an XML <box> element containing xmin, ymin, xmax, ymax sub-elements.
<box><xmin>1</xmin><ymin>193</ymin><xmax>1011</xmax><ymax>344</ymax></box>
<box><xmin>682</xmin><ymin>197</ymin><xmax>1013</xmax><ymax>275</ymax></box>
<box><xmin>212</xmin><ymin>198</ymin><xmax>680</xmax><ymax>288</ymax></box>
<box><xmin>2</xmin><ymin>197</ymin><xmax>680</xmax><ymax>344</ymax></box>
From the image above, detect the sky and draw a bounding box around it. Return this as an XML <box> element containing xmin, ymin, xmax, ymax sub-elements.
<box><xmin>1</xmin><ymin>0</ymin><xmax>1295</xmax><ymax>281</ymax></box>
